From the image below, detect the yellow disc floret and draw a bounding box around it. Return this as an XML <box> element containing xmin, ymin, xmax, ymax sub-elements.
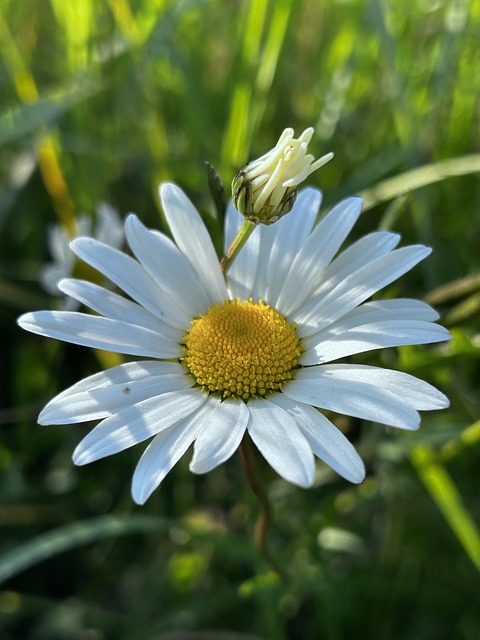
<box><xmin>181</xmin><ymin>298</ymin><xmax>302</xmax><ymax>401</ymax></box>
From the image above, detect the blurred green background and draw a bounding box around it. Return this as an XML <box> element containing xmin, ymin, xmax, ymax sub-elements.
<box><xmin>1</xmin><ymin>0</ymin><xmax>479</xmax><ymax>638</ymax></box>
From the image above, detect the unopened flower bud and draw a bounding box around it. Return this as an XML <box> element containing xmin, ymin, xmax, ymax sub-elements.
<box><xmin>232</xmin><ymin>127</ymin><xmax>333</xmax><ymax>225</ymax></box>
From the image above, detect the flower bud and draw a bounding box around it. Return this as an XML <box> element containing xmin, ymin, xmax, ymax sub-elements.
<box><xmin>232</xmin><ymin>127</ymin><xmax>333</xmax><ymax>225</ymax></box>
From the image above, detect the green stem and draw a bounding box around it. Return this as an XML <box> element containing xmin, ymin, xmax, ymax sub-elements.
<box><xmin>239</xmin><ymin>434</ymin><xmax>286</xmax><ymax>580</ymax></box>
<box><xmin>220</xmin><ymin>219</ymin><xmax>257</xmax><ymax>274</ymax></box>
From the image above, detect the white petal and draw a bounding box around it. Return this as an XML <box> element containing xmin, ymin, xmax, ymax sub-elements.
<box><xmin>71</xmin><ymin>237</ymin><xmax>190</xmax><ymax>329</ymax></box>
<box><xmin>283</xmin><ymin>367</ymin><xmax>420</xmax><ymax>430</ymax></box>
<box><xmin>247</xmin><ymin>397</ymin><xmax>315</xmax><ymax>487</ymax></box>
<box><xmin>131</xmin><ymin>398</ymin><xmax>219</xmax><ymax>504</ymax></box>
<box><xmin>124</xmin><ymin>214</ymin><xmax>210</xmax><ymax>316</ymax></box>
<box><xmin>53</xmin><ymin>360</ymin><xmax>181</xmax><ymax>395</ymax></box>
<box><xmin>313</xmin><ymin>364</ymin><xmax>449</xmax><ymax>410</ymax></box>
<box><xmin>270</xmin><ymin>394</ymin><xmax>365</xmax><ymax>483</ymax></box>
<box><xmin>335</xmin><ymin>298</ymin><xmax>440</xmax><ymax>322</ymax></box>
<box><xmin>59</xmin><ymin>278</ymin><xmax>182</xmax><ymax>341</ymax></box>
<box><xmin>160</xmin><ymin>183</ymin><xmax>228</xmax><ymax>304</ymax></box>
<box><xmin>73</xmin><ymin>388</ymin><xmax>207</xmax><ymax>464</ymax></box>
<box><xmin>261</xmin><ymin>188</ymin><xmax>322</xmax><ymax>306</ymax></box>
<box><xmin>40</xmin><ymin>371</ymin><xmax>192</xmax><ymax>424</ymax></box>
<box><xmin>301</xmin><ymin>319</ymin><xmax>450</xmax><ymax>365</ymax></box>
<box><xmin>303</xmin><ymin>298</ymin><xmax>442</xmax><ymax>350</ymax></box>
<box><xmin>17</xmin><ymin>311</ymin><xmax>180</xmax><ymax>358</ymax></box>
<box><xmin>250</xmin><ymin>223</ymin><xmax>283</xmax><ymax>302</ymax></box>
<box><xmin>245</xmin><ymin>191</ymin><xmax>320</xmax><ymax>304</ymax></box>
<box><xmin>310</xmin><ymin>231</ymin><xmax>401</xmax><ymax>300</ymax></box>
<box><xmin>225</xmin><ymin>201</ymin><xmax>261</xmax><ymax>300</ymax></box>
<box><xmin>295</xmin><ymin>245</ymin><xmax>432</xmax><ymax>335</ymax></box>
<box><xmin>276</xmin><ymin>197</ymin><xmax>363</xmax><ymax>315</ymax></box>
<box><xmin>39</xmin><ymin>360</ymin><xmax>182</xmax><ymax>422</ymax></box>
<box><xmin>189</xmin><ymin>397</ymin><xmax>249</xmax><ymax>474</ymax></box>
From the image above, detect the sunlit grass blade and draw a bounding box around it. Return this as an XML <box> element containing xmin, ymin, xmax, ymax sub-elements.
<box><xmin>249</xmin><ymin>0</ymin><xmax>293</xmax><ymax>134</ymax></box>
<box><xmin>49</xmin><ymin>0</ymin><xmax>94</xmax><ymax>70</ymax></box>
<box><xmin>411</xmin><ymin>445</ymin><xmax>480</xmax><ymax>572</ymax></box>
<box><xmin>425</xmin><ymin>273</ymin><xmax>480</xmax><ymax>327</ymax></box>
<box><xmin>221</xmin><ymin>0</ymin><xmax>269</xmax><ymax>170</ymax></box>
<box><xmin>0</xmin><ymin>13</ymin><xmax>38</xmax><ymax>102</ymax></box>
<box><xmin>132</xmin><ymin>0</ymin><xmax>166</xmax><ymax>44</ymax></box>
<box><xmin>106</xmin><ymin>0</ymin><xmax>140</xmax><ymax>46</ymax></box>
<box><xmin>221</xmin><ymin>0</ymin><xmax>295</xmax><ymax>176</ymax></box>
<box><xmin>443</xmin><ymin>292</ymin><xmax>480</xmax><ymax>325</ymax></box>
<box><xmin>105</xmin><ymin>0</ymin><xmax>171</xmax><ymax>192</ymax></box>
<box><xmin>36</xmin><ymin>136</ymin><xmax>76</xmax><ymax>233</ymax></box>
<box><xmin>361</xmin><ymin>154</ymin><xmax>480</xmax><ymax>211</ymax></box>
<box><xmin>0</xmin><ymin>11</ymin><xmax>79</xmax><ymax>230</ymax></box>
<box><xmin>370</xmin><ymin>0</ymin><xmax>412</xmax><ymax>146</ymax></box>
<box><xmin>221</xmin><ymin>0</ymin><xmax>293</xmax><ymax>172</ymax></box>
<box><xmin>425</xmin><ymin>273</ymin><xmax>480</xmax><ymax>306</ymax></box>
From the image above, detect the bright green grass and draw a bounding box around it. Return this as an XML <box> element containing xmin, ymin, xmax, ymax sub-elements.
<box><xmin>1</xmin><ymin>1</ymin><xmax>479</xmax><ymax>638</ymax></box>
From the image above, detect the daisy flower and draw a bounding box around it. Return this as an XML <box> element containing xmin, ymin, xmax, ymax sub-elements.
<box><xmin>18</xmin><ymin>182</ymin><xmax>450</xmax><ymax>504</ymax></box>
<box><xmin>40</xmin><ymin>202</ymin><xmax>124</xmax><ymax>310</ymax></box>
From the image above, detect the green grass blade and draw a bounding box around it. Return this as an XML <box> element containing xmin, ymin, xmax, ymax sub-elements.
<box><xmin>0</xmin><ymin>85</ymin><xmax>98</xmax><ymax>147</ymax></box>
<box><xmin>441</xmin><ymin>420</ymin><xmax>480</xmax><ymax>462</ymax></box>
<box><xmin>411</xmin><ymin>445</ymin><xmax>480</xmax><ymax>571</ymax></box>
<box><xmin>249</xmin><ymin>0</ymin><xmax>293</xmax><ymax>134</ymax></box>
<box><xmin>49</xmin><ymin>0</ymin><xmax>94</xmax><ymax>70</ymax></box>
<box><xmin>361</xmin><ymin>154</ymin><xmax>480</xmax><ymax>211</ymax></box>
<box><xmin>221</xmin><ymin>0</ymin><xmax>269</xmax><ymax>170</ymax></box>
<box><xmin>0</xmin><ymin>515</ymin><xmax>176</xmax><ymax>586</ymax></box>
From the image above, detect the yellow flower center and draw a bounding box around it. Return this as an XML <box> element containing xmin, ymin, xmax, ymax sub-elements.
<box><xmin>181</xmin><ymin>298</ymin><xmax>302</xmax><ymax>401</ymax></box>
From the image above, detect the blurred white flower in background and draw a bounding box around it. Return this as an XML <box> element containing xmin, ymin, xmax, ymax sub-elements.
<box><xmin>40</xmin><ymin>203</ymin><xmax>124</xmax><ymax>309</ymax></box>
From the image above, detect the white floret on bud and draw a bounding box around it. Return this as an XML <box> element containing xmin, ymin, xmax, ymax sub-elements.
<box><xmin>232</xmin><ymin>127</ymin><xmax>333</xmax><ymax>225</ymax></box>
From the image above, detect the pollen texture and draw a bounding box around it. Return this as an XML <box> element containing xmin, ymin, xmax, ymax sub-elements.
<box><xmin>181</xmin><ymin>298</ymin><xmax>302</xmax><ymax>401</ymax></box>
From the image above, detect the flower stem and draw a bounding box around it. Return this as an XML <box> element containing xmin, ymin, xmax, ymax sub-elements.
<box><xmin>220</xmin><ymin>219</ymin><xmax>256</xmax><ymax>274</ymax></box>
<box><xmin>239</xmin><ymin>434</ymin><xmax>286</xmax><ymax>580</ymax></box>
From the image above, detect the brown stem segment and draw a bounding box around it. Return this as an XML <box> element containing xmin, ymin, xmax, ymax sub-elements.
<box><xmin>239</xmin><ymin>434</ymin><xmax>287</xmax><ymax>580</ymax></box>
